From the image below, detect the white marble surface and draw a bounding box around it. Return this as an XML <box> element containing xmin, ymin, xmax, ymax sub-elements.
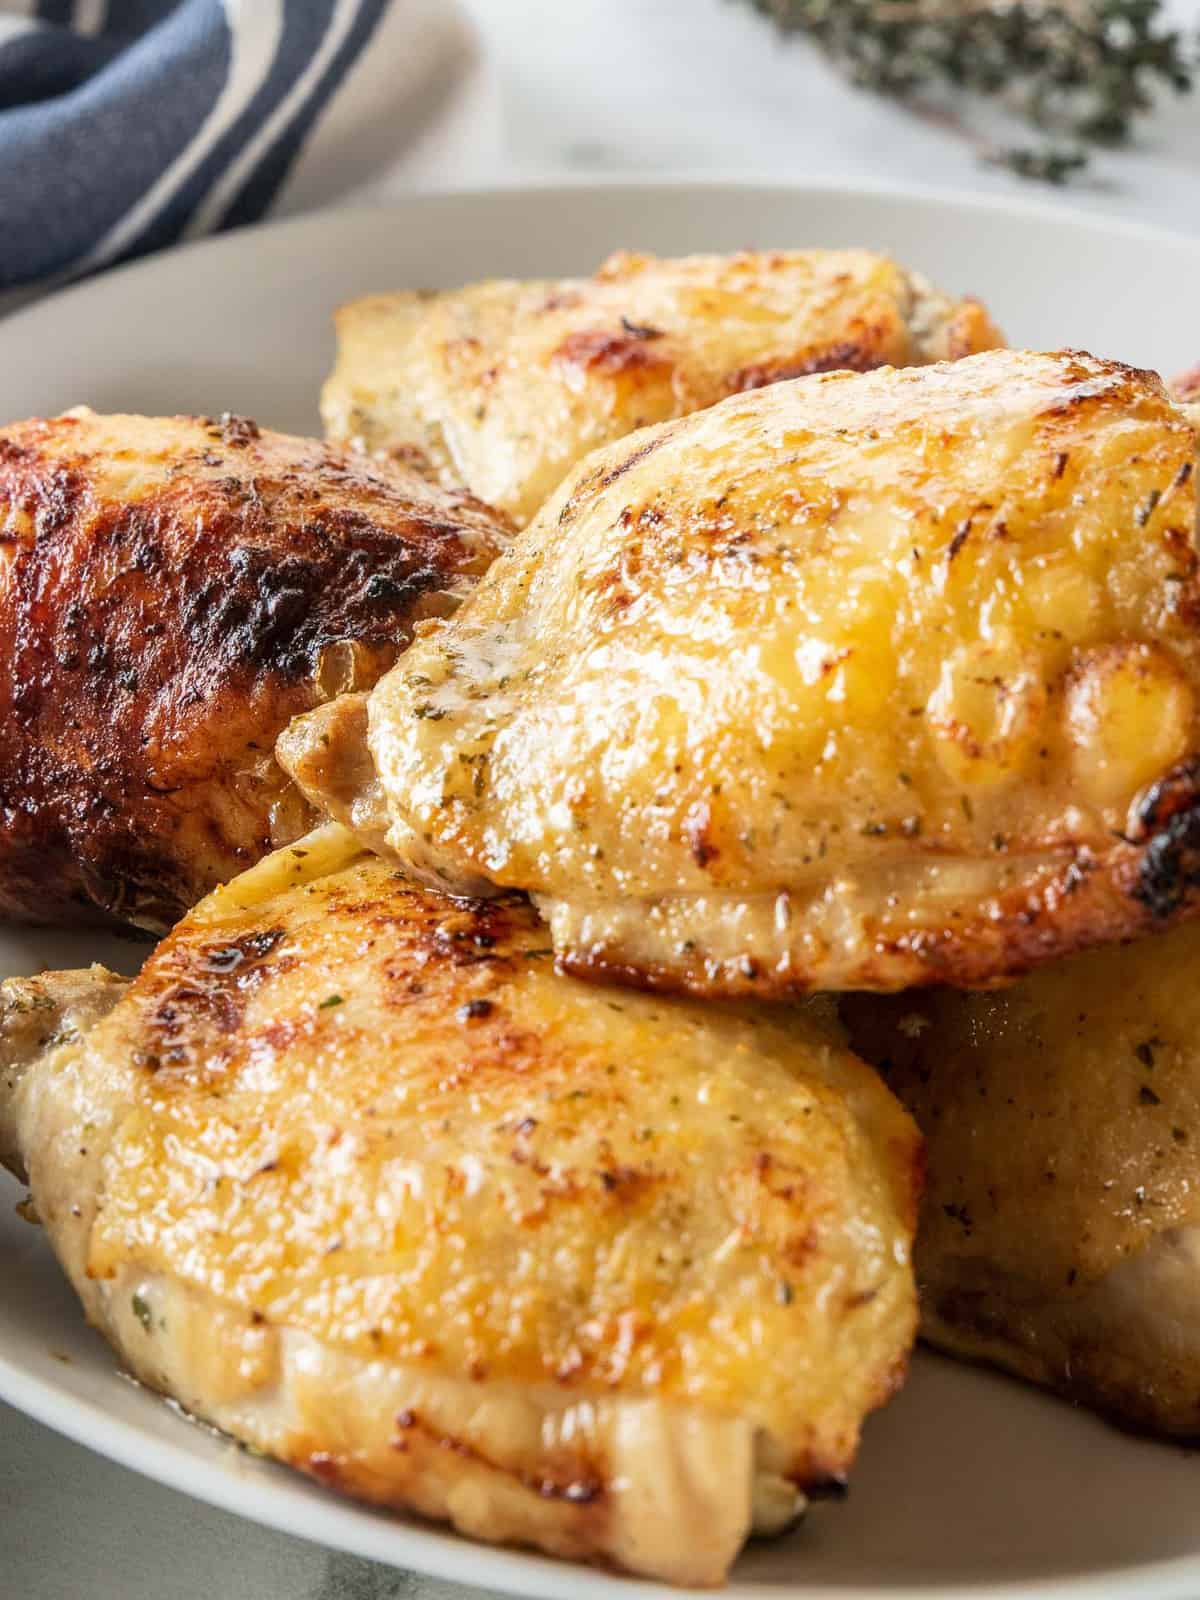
<box><xmin>4</xmin><ymin>3</ymin><xmax>1200</xmax><ymax>1596</ymax></box>
<box><xmin>345</xmin><ymin>0</ymin><xmax>1200</xmax><ymax>237</ymax></box>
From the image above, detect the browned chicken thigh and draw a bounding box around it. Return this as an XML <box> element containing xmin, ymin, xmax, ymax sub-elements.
<box><xmin>0</xmin><ymin>827</ymin><xmax>921</xmax><ymax>1585</ymax></box>
<box><xmin>0</xmin><ymin>409</ymin><xmax>507</xmax><ymax>929</ymax></box>
<box><xmin>286</xmin><ymin>349</ymin><xmax>1200</xmax><ymax>996</ymax></box>
<box><xmin>844</xmin><ymin>919</ymin><xmax>1200</xmax><ymax>1437</ymax></box>
<box><xmin>322</xmin><ymin>248</ymin><xmax>1002</xmax><ymax>525</ymax></box>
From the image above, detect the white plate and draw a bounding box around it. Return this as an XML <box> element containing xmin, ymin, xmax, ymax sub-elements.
<box><xmin>3</xmin><ymin>180</ymin><xmax>1200</xmax><ymax>1600</ymax></box>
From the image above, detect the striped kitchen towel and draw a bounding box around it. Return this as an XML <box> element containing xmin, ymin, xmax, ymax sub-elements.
<box><xmin>0</xmin><ymin>0</ymin><xmax>473</xmax><ymax>291</ymax></box>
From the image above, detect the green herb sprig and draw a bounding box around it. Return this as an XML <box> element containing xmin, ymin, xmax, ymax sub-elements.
<box><xmin>733</xmin><ymin>0</ymin><xmax>1195</xmax><ymax>181</ymax></box>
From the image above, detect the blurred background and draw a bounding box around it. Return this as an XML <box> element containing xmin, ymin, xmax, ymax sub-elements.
<box><xmin>419</xmin><ymin>0</ymin><xmax>1200</xmax><ymax>231</ymax></box>
<box><xmin>0</xmin><ymin>0</ymin><xmax>1198</xmax><ymax>307</ymax></box>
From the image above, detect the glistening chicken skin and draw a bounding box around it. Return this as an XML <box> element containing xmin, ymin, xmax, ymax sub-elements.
<box><xmin>0</xmin><ymin>827</ymin><xmax>921</xmax><ymax>1586</ymax></box>
<box><xmin>284</xmin><ymin>349</ymin><xmax>1200</xmax><ymax>996</ymax></box>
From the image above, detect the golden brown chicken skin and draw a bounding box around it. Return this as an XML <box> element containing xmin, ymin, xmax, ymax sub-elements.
<box><xmin>322</xmin><ymin>248</ymin><xmax>1002</xmax><ymax>525</ymax></box>
<box><xmin>285</xmin><ymin>349</ymin><xmax>1200</xmax><ymax>997</ymax></box>
<box><xmin>0</xmin><ymin>826</ymin><xmax>921</xmax><ymax>1586</ymax></box>
<box><xmin>0</xmin><ymin>409</ymin><xmax>507</xmax><ymax>930</ymax></box>
<box><xmin>844</xmin><ymin>919</ymin><xmax>1200</xmax><ymax>1438</ymax></box>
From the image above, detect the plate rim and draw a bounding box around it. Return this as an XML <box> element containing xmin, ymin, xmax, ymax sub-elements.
<box><xmin>6</xmin><ymin>1328</ymin><xmax>1200</xmax><ymax>1600</ymax></box>
<box><xmin>3</xmin><ymin>171</ymin><xmax>1200</xmax><ymax>352</ymax></box>
<box><xmin>3</xmin><ymin>175</ymin><xmax>1200</xmax><ymax>1598</ymax></box>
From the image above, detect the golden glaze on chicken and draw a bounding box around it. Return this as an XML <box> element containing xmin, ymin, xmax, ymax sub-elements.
<box><xmin>0</xmin><ymin>410</ymin><xmax>507</xmax><ymax>930</ymax></box>
<box><xmin>285</xmin><ymin>350</ymin><xmax>1200</xmax><ymax>997</ymax></box>
<box><xmin>322</xmin><ymin>248</ymin><xmax>1002</xmax><ymax>525</ymax></box>
<box><xmin>0</xmin><ymin>827</ymin><xmax>920</xmax><ymax>1586</ymax></box>
<box><xmin>844</xmin><ymin>920</ymin><xmax>1200</xmax><ymax>1437</ymax></box>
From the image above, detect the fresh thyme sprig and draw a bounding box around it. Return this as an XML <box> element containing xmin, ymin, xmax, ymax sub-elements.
<box><xmin>733</xmin><ymin>0</ymin><xmax>1195</xmax><ymax>181</ymax></box>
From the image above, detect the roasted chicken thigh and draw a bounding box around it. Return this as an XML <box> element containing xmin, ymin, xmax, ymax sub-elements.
<box><xmin>0</xmin><ymin>827</ymin><xmax>920</xmax><ymax>1585</ymax></box>
<box><xmin>0</xmin><ymin>410</ymin><xmax>507</xmax><ymax>929</ymax></box>
<box><xmin>844</xmin><ymin>919</ymin><xmax>1200</xmax><ymax>1437</ymax></box>
<box><xmin>285</xmin><ymin>349</ymin><xmax>1200</xmax><ymax>996</ymax></box>
<box><xmin>322</xmin><ymin>248</ymin><xmax>1002</xmax><ymax>525</ymax></box>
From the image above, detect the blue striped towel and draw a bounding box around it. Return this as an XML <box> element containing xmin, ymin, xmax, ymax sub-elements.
<box><xmin>0</xmin><ymin>0</ymin><xmax>465</xmax><ymax>291</ymax></box>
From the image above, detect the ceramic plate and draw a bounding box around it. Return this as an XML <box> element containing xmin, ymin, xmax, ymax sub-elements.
<box><xmin>3</xmin><ymin>181</ymin><xmax>1200</xmax><ymax>1600</ymax></box>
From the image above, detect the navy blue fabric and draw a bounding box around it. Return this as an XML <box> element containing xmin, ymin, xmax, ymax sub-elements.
<box><xmin>220</xmin><ymin>0</ymin><xmax>388</xmax><ymax>231</ymax></box>
<box><xmin>0</xmin><ymin>1</ymin><xmax>388</xmax><ymax>290</ymax></box>
<box><xmin>0</xmin><ymin>30</ymin><xmax>124</xmax><ymax>111</ymax></box>
<box><xmin>109</xmin><ymin>0</ymin><xmax>340</xmax><ymax>267</ymax></box>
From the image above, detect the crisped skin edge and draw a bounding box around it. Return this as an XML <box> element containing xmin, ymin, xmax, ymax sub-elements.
<box><xmin>539</xmin><ymin>758</ymin><xmax>1200</xmax><ymax>997</ymax></box>
<box><xmin>282</xmin><ymin>724</ymin><xmax>1200</xmax><ymax>999</ymax></box>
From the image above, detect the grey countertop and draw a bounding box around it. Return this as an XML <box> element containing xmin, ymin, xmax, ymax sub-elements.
<box><xmin>2</xmin><ymin>1400</ymin><xmax>494</xmax><ymax>1600</ymax></box>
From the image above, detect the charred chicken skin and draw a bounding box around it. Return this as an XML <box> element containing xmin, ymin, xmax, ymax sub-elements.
<box><xmin>0</xmin><ymin>409</ymin><xmax>507</xmax><ymax>930</ymax></box>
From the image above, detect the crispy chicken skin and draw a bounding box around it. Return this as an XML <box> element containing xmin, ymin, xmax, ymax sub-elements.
<box><xmin>0</xmin><ymin>826</ymin><xmax>920</xmax><ymax>1586</ymax></box>
<box><xmin>321</xmin><ymin>248</ymin><xmax>1002</xmax><ymax>525</ymax></box>
<box><xmin>285</xmin><ymin>349</ymin><xmax>1200</xmax><ymax>997</ymax></box>
<box><xmin>0</xmin><ymin>409</ymin><xmax>507</xmax><ymax>930</ymax></box>
<box><xmin>843</xmin><ymin>920</ymin><xmax>1200</xmax><ymax>1437</ymax></box>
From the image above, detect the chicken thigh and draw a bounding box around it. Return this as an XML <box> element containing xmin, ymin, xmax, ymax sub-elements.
<box><xmin>0</xmin><ymin>410</ymin><xmax>507</xmax><ymax>929</ymax></box>
<box><xmin>0</xmin><ymin>826</ymin><xmax>920</xmax><ymax>1585</ymax></box>
<box><xmin>843</xmin><ymin>919</ymin><xmax>1200</xmax><ymax>1437</ymax></box>
<box><xmin>285</xmin><ymin>349</ymin><xmax>1200</xmax><ymax>996</ymax></box>
<box><xmin>322</xmin><ymin>248</ymin><xmax>1002</xmax><ymax>525</ymax></box>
